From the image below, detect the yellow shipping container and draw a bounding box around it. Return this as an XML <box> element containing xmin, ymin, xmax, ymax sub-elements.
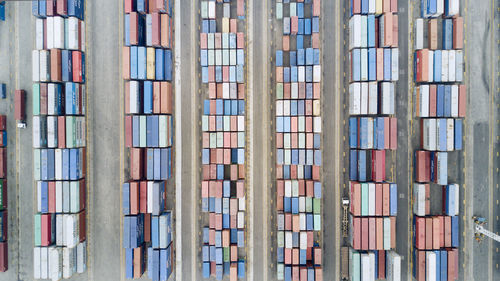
<box><xmin>147</xmin><ymin>47</ymin><xmax>156</xmax><ymax>80</ymax></box>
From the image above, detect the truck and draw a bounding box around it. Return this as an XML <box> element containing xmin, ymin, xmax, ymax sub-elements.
<box><xmin>15</xmin><ymin>90</ymin><xmax>26</xmax><ymax>128</ymax></box>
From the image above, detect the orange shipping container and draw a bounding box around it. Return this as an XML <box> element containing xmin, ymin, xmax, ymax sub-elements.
<box><xmin>160</xmin><ymin>82</ymin><xmax>172</xmax><ymax>114</ymax></box>
<box><xmin>376</xmin><ymin>218</ymin><xmax>383</xmax><ymax>250</ymax></box>
<box><xmin>428</xmin><ymin>19</ymin><xmax>438</xmax><ymax>50</ymax></box>
<box><xmin>50</xmin><ymin>49</ymin><xmax>62</xmax><ymax>82</ymax></box>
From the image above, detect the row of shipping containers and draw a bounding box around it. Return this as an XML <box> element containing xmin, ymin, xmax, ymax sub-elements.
<box><xmin>348</xmin><ymin>1</ymin><xmax>402</xmax><ymax>280</ymax></box>
<box><xmin>411</xmin><ymin>2</ymin><xmax>464</xmax><ymax>279</ymax></box>
<box><xmin>32</xmin><ymin>1</ymin><xmax>88</xmax><ymax>278</ymax></box>
<box><xmin>349</xmin><ymin>249</ymin><xmax>401</xmax><ymax>281</ymax></box>
<box><xmin>0</xmin><ymin>116</ymin><xmax>6</xmax><ymax>272</ymax></box>
<box><xmin>200</xmin><ymin>1</ymin><xmax>247</xmax><ymax>280</ymax></box>
<box><xmin>123</xmin><ymin>0</ymin><xmax>175</xmax><ymax>280</ymax></box>
<box><xmin>275</xmin><ymin>1</ymin><xmax>323</xmax><ymax>280</ymax></box>
<box><xmin>415</xmin><ymin>17</ymin><xmax>463</xmax><ymax>50</ymax></box>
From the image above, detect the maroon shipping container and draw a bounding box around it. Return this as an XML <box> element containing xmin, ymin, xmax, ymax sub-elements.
<box><xmin>0</xmin><ymin>116</ymin><xmax>5</xmax><ymax>131</ymax></box>
<box><xmin>129</xmin><ymin>12</ymin><xmax>140</xmax><ymax>45</ymax></box>
<box><xmin>415</xmin><ymin>151</ymin><xmax>430</xmax><ymax>182</ymax></box>
<box><xmin>46</xmin><ymin>0</ymin><xmax>55</xmax><ymax>16</ymax></box>
<box><xmin>415</xmin><ymin>49</ymin><xmax>429</xmax><ymax>82</ymax></box>
<box><xmin>378</xmin><ymin>250</ymin><xmax>386</xmax><ymax>279</ymax></box>
<box><xmin>415</xmin><ymin>250</ymin><xmax>426</xmax><ymax>281</ymax></box>
<box><xmin>130</xmin><ymin>148</ymin><xmax>144</xmax><ymax>180</ymax></box>
<box><xmin>48</xmin><ymin>182</ymin><xmax>56</xmax><ymax>213</ymax></box>
<box><xmin>371</xmin><ymin>150</ymin><xmax>385</xmax><ymax>182</ymax></box>
<box><xmin>375</xmin><ymin>184</ymin><xmax>382</xmax><ymax>216</ymax></box>
<box><xmin>58</xmin><ymin>116</ymin><xmax>66</xmax><ymax>148</ymax></box>
<box><xmin>40</xmin><ymin>84</ymin><xmax>48</xmax><ymax>115</ymax></box>
<box><xmin>429</xmin><ymin>85</ymin><xmax>437</xmax><ymax>117</ymax></box>
<box><xmin>361</xmin><ymin>218</ymin><xmax>368</xmax><ymax>250</ymax></box>
<box><xmin>125</xmin><ymin>0</ymin><xmax>135</xmax><ymax>13</ymax></box>
<box><xmin>14</xmin><ymin>90</ymin><xmax>26</xmax><ymax>121</ymax></box>
<box><xmin>0</xmin><ymin>148</ymin><xmax>6</xmax><ymax>179</ymax></box>
<box><xmin>78</xmin><ymin>210</ymin><xmax>86</xmax><ymax>242</ymax></box>
<box><xmin>0</xmin><ymin>242</ymin><xmax>6</xmax><ymax>272</ymax></box>
<box><xmin>125</xmin><ymin>115</ymin><xmax>132</xmax><ymax>147</ymax></box>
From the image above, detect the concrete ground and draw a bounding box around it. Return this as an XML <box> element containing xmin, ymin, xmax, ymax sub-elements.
<box><xmin>0</xmin><ymin>0</ymin><xmax>497</xmax><ymax>280</ymax></box>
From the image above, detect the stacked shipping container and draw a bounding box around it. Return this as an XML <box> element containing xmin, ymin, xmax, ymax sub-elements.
<box><xmin>0</xmin><ymin>116</ymin><xmax>7</xmax><ymax>272</ymax></box>
<box><xmin>31</xmin><ymin>1</ymin><xmax>87</xmax><ymax>279</ymax></box>
<box><xmin>122</xmin><ymin>0</ymin><xmax>174</xmax><ymax>279</ymax></box>
<box><xmin>199</xmin><ymin>1</ymin><xmax>246</xmax><ymax>280</ymax></box>
<box><xmin>275</xmin><ymin>1</ymin><xmax>323</xmax><ymax>280</ymax></box>
<box><xmin>348</xmin><ymin>1</ymin><xmax>402</xmax><ymax>280</ymax></box>
<box><xmin>412</xmin><ymin>0</ymin><xmax>462</xmax><ymax>280</ymax></box>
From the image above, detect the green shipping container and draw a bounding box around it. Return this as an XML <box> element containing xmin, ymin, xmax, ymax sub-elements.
<box><xmin>223</xmin><ymin>247</ymin><xmax>230</xmax><ymax>263</ymax></box>
<box><xmin>289</xmin><ymin>3</ymin><xmax>296</xmax><ymax>17</ymax></box>
<box><xmin>200</xmin><ymin>1</ymin><xmax>208</xmax><ymax>19</ymax></box>
<box><xmin>314</xmin><ymin>214</ymin><xmax>321</xmax><ymax>231</ymax></box>
<box><xmin>70</xmin><ymin>181</ymin><xmax>80</xmax><ymax>213</ymax></box>
<box><xmin>238</xmin><ymin>132</ymin><xmax>245</xmax><ymax>148</ymax></box>
<box><xmin>276</xmin><ymin>83</ymin><xmax>283</xmax><ymax>99</ymax></box>
<box><xmin>0</xmin><ymin>179</ymin><xmax>5</xmax><ymax>210</ymax></box>
<box><xmin>361</xmin><ymin>183</ymin><xmax>368</xmax><ymax>216</ymax></box>
<box><xmin>277</xmin><ymin>231</ymin><xmax>284</xmax><ymax>247</ymax></box>
<box><xmin>34</xmin><ymin>214</ymin><xmax>41</xmax><ymax>246</ymax></box>
<box><xmin>33</xmin><ymin>84</ymin><xmax>40</xmax><ymax>115</ymax></box>
<box><xmin>350</xmin><ymin>250</ymin><xmax>361</xmax><ymax>281</ymax></box>
<box><xmin>313</xmin><ymin>198</ymin><xmax>321</xmax><ymax>214</ymax></box>
<box><xmin>305</xmin><ymin>197</ymin><xmax>312</xmax><ymax>213</ymax></box>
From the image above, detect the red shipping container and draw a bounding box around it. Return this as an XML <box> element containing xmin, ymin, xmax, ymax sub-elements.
<box><xmin>41</xmin><ymin>213</ymin><xmax>53</xmax><ymax>246</ymax></box>
<box><xmin>0</xmin><ymin>242</ymin><xmax>7</xmax><ymax>272</ymax></box>
<box><xmin>382</xmin><ymin>183</ymin><xmax>390</xmax><ymax>216</ymax></box>
<box><xmin>200</xmin><ymin>33</ymin><xmax>208</xmax><ymax>49</ymax></box>
<box><xmin>130</xmin><ymin>181</ymin><xmax>139</xmax><ymax>214</ymax></box>
<box><xmin>0</xmin><ymin>116</ymin><xmax>5</xmax><ymax>131</ymax></box>
<box><xmin>46</xmin><ymin>0</ymin><xmax>55</xmax><ymax>16</ymax></box>
<box><xmin>57</xmin><ymin>0</ymin><xmax>68</xmax><ymax>15</ymax></box>
<box><xmin>416</xmin><ymin>49</ymin><xmax>429</xmax><ymax>82</ymax></box>
<box><xmin>458</xmin><ymin>85</ymin><xmax>466</xmax><ymax>117</ymax></box>
<box><xmin>312</xmin><ymin>33</ymin><xmax>320</xmax><ymax>49</ymax></box>
<box><xmin>51</xmin><ymin>48</ymin><xmax>62</xmax><ymax>82</ymax></box>
<box><xmin>154</xmin><ymin>0</ymin><xmax>168</xmax><ymax>13</ymax></box>
<box><xmin>369</xmin><ymin>218</ymin><xmax>376</xmax><ymax>250</ymax></box>
<box><xmin>160</xmin><ymin>82</ymin><xmax>172</xmax><ymax>114</ymax></box>
<box><xmin>416</xmin><ymin>250</ymin><xmax>426</xmax><ymax>281</ymax></box>
<box><xmin>79</xmin><ymin>179</ymin><xmax>86</xmax><ymax>211</ymax></box>
<box><xmin>123</xmin><ymin>47</ymin><xmax>130</xmax><ymax>79</ymax></box>
<box><xmin>415</xmin><ymin>151</ymin><xmax>430</xmax><ymax>182</ymax></box>
<box><xmin>350</xmin><ymin>182</ymin><xmax>361</xmax><ymax>215</ymax></box>
<box><xmin>432</xmin><ymin>216</ymin><xmax>441</xmax><ymax>249</ymax></box>
<box><xmin>130</xmin><ymin>148</ymin><xmax>144</xmax><ymax>180</ymax></box>
<box><xmin>283</xmin><ymin>35</ymin><xmax>290</xmax><ymax>51</ymax></box>
<box><xmin>415</xmin><ymin>217</ymin><xmax>425</xmax><ymax>249</ymax></box>
<box><xmin>58</xmin><ymin>116</ymin><xmax>66</xmax><ymax>148</ymax></box>
<box><xmin>40</xmin><ymin>84</ymin><xmax>48</xmax><ymax>115</ymax></box>
<box><xmin>389</xmin><ymin>117</ymin><xmax>397</xmax><ymax>149</ymax></box>
<box><xmin>378</xmin><ymin>250</ymin><xmax>386</xmax><ymax>279</ymax></box>
<box><xmin>352</xmin><ymin>0</ymin><xmax>360</xmax><ymax>14</ymax></box>
<box><xmin>48</xmin><ymin>182</ymin><xmax>56</xmax><ymax>213</ymax></box>
<box><xmin>383</xmin><ymin>13</ymin><xmax>393</xmax><ymax>47</ymax></box>
<box><xmin>390</xmin><ymin>0</ymin><xmax>397</xmax><ymax>12</ymax></box>
<box><xmin>313</xmin><ymin>0</ymin><xmax>321</xmax><ymax>16</ymax></box>
<box><xmin>125</xmin><ymin>0</ymin><xmax>135</xmax><ymax>13</ymax></box>
<box><xmin>237</xmin><ymin>32</ymin><xmax>244</xmax><ymax>49</ymax></box>
<box><xmin>15</xmin><ymin>90</ymin><xmax>26</xmax><ymax>121</ymax></box>
<box><xmin>161</xmin><ymin>14</ymin><xmax>171</xmax><ymax>48</ymax></box>
<box><xmin>133</xmin><ymin>245</ymin><xmax>145</xmax><ymax>278</ymax></box>
<box><xmin>151</xmin><ymin>13</ymin><xmax>161</xmax><ymax>46</ymax></box>
<box><xmin>144</xmin><ymin>213</ymin><xmax>151</xmax><ymax>242</ymax></box>
<box><xmin>72</xmin><ymin>51</ymin><xmax>84</xmax><ymax>83</ymax></box>
<box><xmin>453</xmin><ymin>17</ymin><xmax>464</xmax><ymax>50</ymax></box>
<box><xmin>448</xmin><ymin>248</ymin><xmax>458</xmax><ymax>281</ymax></box>
<box><xmin>130</xmin><ymin>12</ymin><xmax>140</xmax><ymax>45</ymax></box>
<box><xmin>429</xmin><ymin>85</ymin><xmax>437</xmax><ymax>117</ymax></box>
<box><xmin>376</xmin><ymin>218</ymin><xmax>383</xmax><ymax>250</ymax></box>
<box><xmin>425</xmin><ymin>217</ymin><xmax>433</xmax><ymax>250</ymax></box>
<box><xmin>315</xmin><ymin>268</ymin><xmax>323</xmax><ymax>281</ymax></box>
<box><xmin>371</xmin><ymin>150</ymin><xmax>385</xmax><ymax>182</ymax></box>
<box><xmin>230</xmin><ymin>264</ymin><xmax>237</xmax><ymax>281</ymax></box>
<box><xmin>353</xmin><ymin>217</ymin><xmax>361</xmax><ymax>250</ymax></box>
<box><xmin>230</xmin><ymin>19</ymin><xmax>237</xmax><ymax>33</ymax></box>
<box><xmin>237</xmin><ymin>0</ymin><xmax>244</xmax><ymax>17</ymax></box>
<box><xmin>375</xmin><ymin>184</ymin><xmax>382</xmax><ymax>216</ymax></box>
<box><xmin>0</xmin><ymin>148</ymin><xmax>6</xmax><ymax>179</ymax></box>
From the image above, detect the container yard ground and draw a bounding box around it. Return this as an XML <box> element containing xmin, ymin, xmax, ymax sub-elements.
<box><xmin>0</xmin><ymin>0</ymin><xmax>498</xmax><ymax>280</ymax></box>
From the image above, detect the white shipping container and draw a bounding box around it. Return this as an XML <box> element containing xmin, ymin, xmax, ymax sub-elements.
<box><xmin>300</xmin><ymin>232</ymin><xmax>307</xmax><ymax>250</ymax></box>
<box><xmin>53</xmin><ymin>16</ymin><xmax>65</xmax><ymax>49</ymax></box>
<box><xmin>448</xmin><ymin>50</ymin><xmax>456</xmax><ymax>82</ymax></box>
<box><xmin>47</xmin><ymin>17</ymin><xmax>54</xmax><ymax>49</ymax></box>
<box><xmin>413</xmin><ymin>184</ymin><xmax>426</xmax><ymax>216</ymax></box>
<box><xmin>129</xmin><ymin>81</ymin><xmax>139</xmax><ymax>114</ymax></box>
<box><xmin>360</xmin><ymin>82</ymin><xmax>368</xmax><ymax>115</ymax></box>
<box><xmin>67</xmin><ymin>17</ymin><xmax>80</xmax><ymax>50</ymax></box>
<box><xmin>313</xmin><ymin>65</ymin><xmax>321</xmax><ymax>82</ymax></box>
<box><xmin>33</xmin><ymin>50</ymin><xmax>40</xmax><ymax>82</ymax></box>
<box><xmin>423</xmin><ymin>119</ymin><xmax>436</xmax><ymax>151</ymax></box>
<box><xmin>237</xmin><ymin>211</ymin><xmax>244</xmax><ymax>228</ymax></box>
<box><xmin>285</xmin><ymin>231</ymin><xmax>292</xmax><ymax>249</ymax></box>
<box><xmin>426</xmin><ymin>251</ymin><xmax>437</xmax><ymax>281</ymax></box>
<box><xmin>380</xmin><ymin>82</ymin><xmax>394</xmax><ymax>115</ymax></box>
<box><xmin>441</xmin><ymin>50</ymin><xmax>449</xmax><ymax>82</ymax></box>
<box><xmin>33</xmin><ymin>116</ymin><xmax>42</xmax><ymax>148</ymax></box>
<box><xmin>80</xmin><ymin>21</ymin><xmax>86</xmax><ymax>52</ymax></box>
<box><xmin>63</xmin><ymin>247</ymin><xmax>76</xmax><ymax>279</ymax></box>
<box><xmin>41</xmin><ymin>247</ymin><xmax>49</xmax><ymax>279</ymax></box>
<box><xmin>437</xmin><ymin>0</ymin><xmax>444</xmax><ymax>16</ymax></box>
<box><xmin>56</xmin><ymin>181</ymin><xmax>63</xmax><ymax>213</ymax></box>
<box><xmin>361</xmin><ymin>15</ymin><xmax>367</xmax><ymax>48</ymax></box>
<box><xmin>455</xmin><ymin>50</ymin><xmax>463</xmax><ymax>82</ymax></box>
<box><xmin>368</xmin><ymin>183</ymin><xmax>375</xmax><ymax>216</ymax></box>
<box><xmin>361</xmin><ymin>49</ymin><xmax>368</xmax><ymax>81</ymax></box>
<box><xmin>361</xmin><ymin>253</ymin><xmax>375</xmax><ymax>281</ymax></box>
<box><xmin>415</xmin><ymin>19</ymin><xmax>424</xmax><ymax>50</ymax></box>
<box><xmin>299</xmin><ymin>212</ymin><xmax>306</xmax><ymax>229</ymax></box>
<box><xmin>208</xmin><ymin>1</ymin><xmax>216</xmax><ymax>19</ymax></box>
<box><xmin>57</xmin><ymin>215</ymin><xmax>65</xmax><ymax>245</ymax></box>
<box><xmin>387</xmin><ymin>251</ymin><xmax>401</xmax><ymax>281</ymax></box>
<box><xmin>391</xmin><ymin>48</ymin><xmax>399</xmax><ymax>81</ymax></box>
<box><xmin>40</xmin><ymin>50</ymin><xmax>50</xmax><ymax>82</ymax></box>
<box><xmin>49</xmin><ymin>247</ymin><xmax>63</xmax><ymax>281</ymax></box>
<box><xmin>55</xmin><ymin>148</ymin><xmax>63</xmax><ymax>180</ymax></box>
<box><xmin>147</xmin><ymin>181</ymin><xmax>153</xmax><ymax>214</ymax></box>
<box><xmin>223</xmin><ymin>3</ymin><xmax>230</xmax><ymax>18</ymax></box>
<box><xmin>367</xmin><ymin>118</ymin><xmax>374</xmax><ymax>149</ymax></box>
<box><xmin>77</xmin><ymin>241</ymin><xmax>87</xmax><ymax>273</ymax></box>
<box><xmin>64</xmin><ymin>214</ymin><xmax>79</xmax><ymax>248</ymax></box>
<box><xmin>349</xmin><ymin>83</ymin><xmax>361</xmax><ymax>115</ymax></box>
<box><xmin>239</xmin><ymin>196</ymin><xmax>245</xmax><ymax>211</ymax></box>
<box><xmin>368</xmin><ymin>82</ymin><xmax>378</xmax><ymax>115</ymax></box>
<box><xmin>34</xmin><ymin>247</ymin><xmax>42</xmax><ymax>279</ymax></box>
<box><xmin>37</xmin><ymin>182</ymin><xmax>42</xmax><ymax>212</ymax></box>
<box><xmin>36</xmin><ymin>18</ymin><xmax>44</xmax><ymax>50</ymax></box>
<box><xmin>428</xmin><ymin>50</ymin><xmax>434</xmax><ymax>82</ymax></box>
<box><xmin>146</xmin><ymin>14</ymin><xmax>152</xmax><ymax>46</ymax></box>
<box><xmin>63</xmin><ymin>182</ymin><xmax>70</xmax><ymax>213</ymax></box>
<box><xmin>47</xmin><ymin>116</ymin><xmax>58</xmax><ymax>148</ymax></box>
<box><xmin>446</xmin><ymin>0</ymin><xmax>459</xmax><ymax>16</ymax></box>
<box><xmin>350</xmin><ymin>15</ymin><xmax>362</xmax><ymax>50</ymax></box>
<box><xmin>368</xmin><ymin>0</ymin><xmax>376</xmax><ymax>13</ymax></box>
<box><xmin>446</xmin><ymin>119</ymin><xmax>454</xmax><ymax>151</ymax></box>
<box><xmin>416</xmin><ymin>85</ymin><xmax>429</xmax><ymax>117</ymax></box>
<box><xmin>276</xmin><ymin>101</ymin><xmax>283</xmax><ymax>116</ymax></box>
